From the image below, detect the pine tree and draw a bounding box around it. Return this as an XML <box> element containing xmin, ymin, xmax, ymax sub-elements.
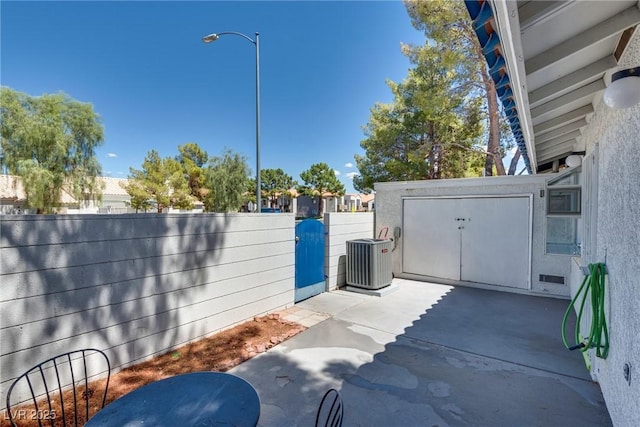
<box><xmin>298</xmin><ymin>163</ymin><xmax>345</xmax><ymax>217</ymax></box>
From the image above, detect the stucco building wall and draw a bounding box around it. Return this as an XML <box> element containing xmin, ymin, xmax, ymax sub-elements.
<box><xmin>572</xmin><ymin>29</ymin><xmax>640</xmax><ymax>426</ymax></box>
<box><xmin>375</xmin><ymin>175</ymin><xmax>572</xmax><ymax>297</ymax></box>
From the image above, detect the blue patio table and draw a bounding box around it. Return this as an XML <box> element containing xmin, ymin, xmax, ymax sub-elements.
<box><xmin>85</xmin><ymin>371</ymin><xmax>260</xmax><ymax>427</ymax></box>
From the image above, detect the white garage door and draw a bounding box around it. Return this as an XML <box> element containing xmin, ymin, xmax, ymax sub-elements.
<box><xmin>402</xmin><ymin>196</ymin><xmax>531</xmax><ymax>289</ymax></box>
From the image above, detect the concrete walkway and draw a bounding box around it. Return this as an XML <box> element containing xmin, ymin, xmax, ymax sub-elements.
<box><xmin>230</xmin><ymin>279</ymin><xmax>611</xmax><ymax>426</ymax></box>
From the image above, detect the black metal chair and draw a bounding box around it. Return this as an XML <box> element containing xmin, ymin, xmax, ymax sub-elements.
<box><xmin>315</xmin><ymin>388</ymin><xmax>344</xmax><ymax>427</ymax></box>
<box><xmin>5</xmin><ymin>348</ymin><xmax>111</xmax><ymax>427</ymax></box>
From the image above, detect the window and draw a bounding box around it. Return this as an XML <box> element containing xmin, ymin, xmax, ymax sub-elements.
<box><xmin>548</xmin><ymin>168</ymin><xmax>581</xmax><ymax>186</ymax></box>
<box><xmin>545</xmin><ymin>167</ymin><xmax>582</xmax><ymax>255</ymax></box>
<box><xmin>546</xmin><ymin>217</ymin><xmax>580</xmax><ymax>255</ymax></box>
<box><xmin>548</xmin><ymin>188</ymin><xmax>581</xmax><ymax>214</ymax></box>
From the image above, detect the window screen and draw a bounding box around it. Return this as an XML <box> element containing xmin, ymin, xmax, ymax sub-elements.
<box><xmin>548</xmin><ymin>188</ymin><xmax>581</xmax><ymax>215</ymax></box>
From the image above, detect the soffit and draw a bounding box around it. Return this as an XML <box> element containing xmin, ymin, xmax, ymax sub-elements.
<box><xmin>468</xmin><ymin>0</ymin><xmax>640</xmax><ymax>173</ymax></box>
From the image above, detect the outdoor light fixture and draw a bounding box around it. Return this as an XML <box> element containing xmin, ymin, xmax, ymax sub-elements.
<box><xmin>565</xmin><ymin>154</ymin><xmax>583</xmax><ymax>168</ymax></box>
<box><xmin>202</xmin><ymin>31</ymin><xmax>262</xmax><ymax>213</ymax></box>
<box><xmin>603</xmin><ymin>67</ymin><xmax>640</xmax><ymax>109</ymax></box>
<box><xmin>202</xmin><ymin>33</ymin><xmax>220</xmax><ymax>43</ymax></box>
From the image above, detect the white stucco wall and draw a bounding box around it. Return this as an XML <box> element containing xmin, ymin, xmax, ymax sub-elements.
<box><xmin>375</xmin><ymin>175</ymin><xmax>573</xmax><ymax>297</ymax></box>
<box><xmin>572</xmin><ymin>30</ymin><xmax>640</xmax><ymax>426</ymax></box>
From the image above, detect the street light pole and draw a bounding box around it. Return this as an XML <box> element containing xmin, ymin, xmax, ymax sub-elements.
<box><xmin>202</xmin><ymin>31</ymin><xmax>261</xmax><ymax>213</ymax></box>
<box><xmin>254</xmin><ymin>33</ymin><xmax>260</xmax><ymax>213</ymax></box>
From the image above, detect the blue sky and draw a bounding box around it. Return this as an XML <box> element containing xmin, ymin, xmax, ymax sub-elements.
<box><xmin>1</xmin><ymin>0</ymin><xmax>433</xmax><ymax>193</ymax></box>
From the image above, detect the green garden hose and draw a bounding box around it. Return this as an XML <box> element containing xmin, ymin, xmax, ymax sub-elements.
<box><xmin>561</xmin><ymin>263</ymin><xmax>609</xmax><ymax>359</ymax></box>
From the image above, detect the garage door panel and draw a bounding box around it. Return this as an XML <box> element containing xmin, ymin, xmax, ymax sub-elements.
<box><xmin>403</xmin><ymin>198</ymin><xmax>460</xmax><ymax>280</ymax></box>
<box><xmin>461</xmin><ymin>197</ymin><xmax>530</xmax><ymax>288</ymax></box>
<box><xmin>402</xmin><ymin>196</ymin><xmax>531</xmax><ymax>289</ymax></box>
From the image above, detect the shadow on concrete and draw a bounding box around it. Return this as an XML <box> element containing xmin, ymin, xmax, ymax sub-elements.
<box><xmin>230</xmin><ymin>326</ymin><xmax>364</xmax><ymax>427</ymax></box>
<box><xmin>234</xmin><ymin>282</ymin><xmax>612</xmax><ymax>426</ymax></box>
<box><xmin>341</xmin><ymin>285</ymin><xmax>611</xmax><ymax>426</ymax></box>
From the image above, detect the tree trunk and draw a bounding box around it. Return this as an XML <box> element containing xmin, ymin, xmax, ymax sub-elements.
<box><xmin>474</xmin><ymin>38</ymin><xmax>506</xmax><ymax>177</ymax></box>
<box><xmin>435</xmin><ymin>144</ymin><xmax>443</xmax><ymax>179</ymax></box>
<box><xmin>508</xmin><ymin>148</ymin><xmax>522</xmax><ymax>175</ymax></box>
<box><xmin>317</xmin><ymin>195</ymin><xmax>323</xmax><ymax>218</ymax></box>
<box><xmin>485</xmin><ymin>77</ymin><xmax>506</xmax><ymax>176</ymax></box>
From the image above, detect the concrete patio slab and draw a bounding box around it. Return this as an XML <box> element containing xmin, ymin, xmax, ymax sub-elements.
<box><xmin>294</xmin><ymin>290</ymin><xmax>367</xmax><ymax>316</ymax></box>
<box><xmin>344</xmin><ymin>282</ymin><xmax>400</xmax><ymax>297</ymax></box>
<box><xmin>231</xmin><ymin>279</ymin><xmax>611</xmax><ymax>426</ymax></box>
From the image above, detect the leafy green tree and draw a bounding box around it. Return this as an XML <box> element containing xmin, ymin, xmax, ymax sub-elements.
<box><xmin>297</xmin><ymin>163</ymin><xmax>345</xmax><ymax>217</ymax></box>
<box><xmin>124</xmin><ymin>150</ymin><xmax>193</xmax><ymax>213</ymax></box>
<box><xmin>261</xmin><ymin>168</ymin><xmax>297</xmax><ymax>208</ymax></box>
<box><xmin>0</xmin><ymin>145</ymin><xmax>7</xmax><ymax>174</ymax></box>
<box><xmin>354</xmin><ymin>40</ymin><xmax>485</xmax><ymax>193</ymax></box>
<box><xmin>0</xmin><ymin>87</ymin><xmax>104</xmax><ymax>213</ymax></box>
<box><xmin>404</xmin><ymin>0</ymin><xmax>521</xmax><ymax>176</ymax></box>
<box><xmin>244</xmin><ymin>178</ymin><xmax>257</xmax><ymax>207</ymax></box>
<box><xmin>176</xmin><ymin>143</ymin><xmax>209</xmax><ymax>202</ymax></box>
<box><xmin>119</xmin><ymin>180</ymin><xmax>152</xmax><ymax>213</ymax></box>
<box><xmin>204</xmin><ymin>149</ymin><xmax>250</xmax><ymax>212</ymax></box>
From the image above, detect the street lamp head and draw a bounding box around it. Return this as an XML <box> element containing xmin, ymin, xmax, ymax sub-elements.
<box><xmin>202</xmin><ymin>33</ymin><xmax>219</xmax><ymax>43</ymax></box>
<box><xmin>200</xmin><ymin>29</ymin><xmax>261</xmax><ymax>212</ymax></box>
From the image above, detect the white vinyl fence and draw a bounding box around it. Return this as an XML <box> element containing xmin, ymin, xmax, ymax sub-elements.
<box><xmin>0</xmin><ymin>213</ymin><xmax>295</xmax><ymax>403</ymax></box>
<box><xmin>324</xmin><ymin>212</ymin><xmax>374</xmax><ymax>291</ymax></box>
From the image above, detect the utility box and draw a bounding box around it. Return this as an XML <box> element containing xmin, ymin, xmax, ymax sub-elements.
<box><xmin>346</xmin><ymin>239</ymin><xmax>393</xmax><ymax>289</ymax></box>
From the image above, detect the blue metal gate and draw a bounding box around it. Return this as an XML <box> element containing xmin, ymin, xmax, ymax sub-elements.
<box><xmin>295</xmin><ymin>219</ymin><xmax>325</xmax><ymax>302</ymax></box>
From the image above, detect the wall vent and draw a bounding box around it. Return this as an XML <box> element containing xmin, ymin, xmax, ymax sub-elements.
<box><xmin>539</xmin><ymin>274</ymin><xmax>565</xmax><ymax>285</ymax></box>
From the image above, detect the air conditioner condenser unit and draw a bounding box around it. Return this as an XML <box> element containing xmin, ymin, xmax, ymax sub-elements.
<box><xmin>346</xmin><ymin>239</ymin><xmax>393</xmax><ymax>289</ymax></box>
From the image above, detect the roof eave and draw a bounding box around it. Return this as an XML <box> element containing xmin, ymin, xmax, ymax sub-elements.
<box><xmin>488</xmin><ymin>0</ymin><xmax>537</xmax><ymax>170</ymax></box>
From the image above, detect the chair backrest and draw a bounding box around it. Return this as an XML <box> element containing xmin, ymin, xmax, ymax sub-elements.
<box><xmin>315</xmin><ymin>388</ymin><xmax>344</xmax><ymax>427</ymax></box>
<box><xmin>5</xmin><ymin>348</ymin><xmax>111</xmax><ymax>427</ymax></box>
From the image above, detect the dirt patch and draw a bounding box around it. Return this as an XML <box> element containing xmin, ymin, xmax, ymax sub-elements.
<box><xmin>2</xmin><ymin>314</ymin><xmax>305</xmax><ymax>427</ymax></box>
